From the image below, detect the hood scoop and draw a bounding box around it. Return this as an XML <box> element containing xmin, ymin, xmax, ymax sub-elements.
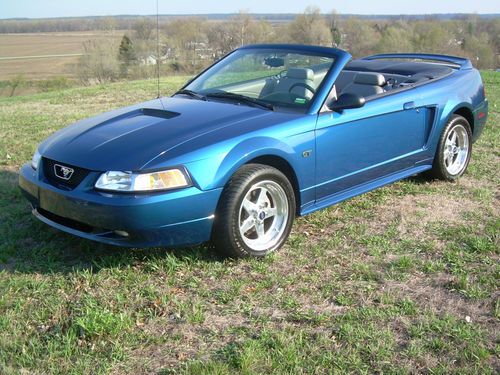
<box><xmin>97</xmin><ymin>108</ymin><xmax>180</xmax><ymax>127</ymax></box>
<box><xmin>140</xmin><ymin>108</ymin><xmax>180</xmax><ymax>120</ymax></box>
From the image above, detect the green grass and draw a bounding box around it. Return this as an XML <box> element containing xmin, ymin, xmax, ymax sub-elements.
<box><xmin>0</xmin><ymin>72</ymin><xmax>498</xmax><ymax>374</ymax></box>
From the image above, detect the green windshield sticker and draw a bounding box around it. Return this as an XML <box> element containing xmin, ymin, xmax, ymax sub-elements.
<box><xmin>294</xmin><ymin>98</ymin><xmax>307</xmax><ymax>104</ymax></box>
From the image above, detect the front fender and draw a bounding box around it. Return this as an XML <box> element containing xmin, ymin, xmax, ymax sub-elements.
<box><xmin>160</xmin><ymin>114</ymin><xmax>317</xmax><ymax>207</ymax></box>
<box><xmin>186</xmin><ymin>136</ymin><xmax>299</xmax><ymax>191</ymax></box>
<box><xmin>184</xmin><ymin>131</ymin><xmax>316</xmax><ymax>208</ymax></box>
<box><xmin>214</xmin><ymin>136</ymin><xmax>298</xmax><ymax>188</ymax></box>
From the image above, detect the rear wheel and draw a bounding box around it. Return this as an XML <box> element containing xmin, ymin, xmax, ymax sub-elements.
<box><xmin>212</xmin><ymin>164</ymin><xmax>295</xmax><ymax>258</ymax></box>
<box><xmin>429</xmin><ymin>115</ymin><xmax>472</xmax><ymax>181</ymax></box>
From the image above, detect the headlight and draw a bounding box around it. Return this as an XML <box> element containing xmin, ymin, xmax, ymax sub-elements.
<box><xmin>31</xmin><ymin>149</ymin><xmax>41</xmax><ymax>170</ymax></box>
<box><xmin>95</xmin><ymin>168</ymin><xmax>191</xmax><ymax>192</ymax></box>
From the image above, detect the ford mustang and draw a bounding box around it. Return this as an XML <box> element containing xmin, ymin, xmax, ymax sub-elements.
<box><xmin>19</xmin><ymin>44</ymin><xmax>488</xmax><ymax>257</ymax></box>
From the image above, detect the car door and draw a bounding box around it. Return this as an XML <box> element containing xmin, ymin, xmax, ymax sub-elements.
<box><xmin>315</xmin><ymin>92</ymin><xmax>428</xmax><ymax>200</ymax></box>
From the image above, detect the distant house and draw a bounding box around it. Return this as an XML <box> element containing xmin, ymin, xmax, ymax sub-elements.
<box><xmin>140</xmin><ymin>55</ymin><xmax>158</xmax><ymax>66</ymax></box>
<box><xmin>139</xmin><ymin>48</ymin><xmax>175</xmax><ymax>66</ymax></box>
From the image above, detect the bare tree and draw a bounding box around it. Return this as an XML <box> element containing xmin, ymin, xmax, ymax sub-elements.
<box><xmin>287</xmin><ymin>7</ymin><xmax>333</xmax><ymax>46</ymax></box>
<box><xmin>164</xmin><ymin>17</ymin><xmax>208</xmax><ymax>72</ymax></box>
<box><xmin>207</xmin><ymin>22</ymin><xmax>239</xmax><ymax>59</ymax></box>
<box><xmin>133</xmin><ymin>18</ymin><xmax>154</xmax><ymax>41</ymax></box>
<box><xmin>327</xmin><ymin>10</ymin><xmax>342</xmax><ymax>47</ymax></box>
<box><xmin>78</xmin><ymin>40</ymin><xmax>120</xmax><ymax>84</ymax></box>
<box><xmin>230</xmin><ymin>11</ymin><xmax>274</xmax><ymax>46</ymax></box>
<box><xmin>7</xmin><ymin>75</ymin><xmax>25</xmax><ymax>97</ymax></box>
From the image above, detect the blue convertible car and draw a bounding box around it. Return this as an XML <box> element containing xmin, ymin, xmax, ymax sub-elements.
<box><xmin>19</xmin><ymin>44</ymin><xmax>488</xmax><ymax>257</ymax></box>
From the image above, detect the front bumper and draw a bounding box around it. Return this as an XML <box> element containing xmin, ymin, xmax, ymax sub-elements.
<box><xmin>19</xmin><ymin>163</ymin><xmax>222</xmax><ymax>247</ymax></box>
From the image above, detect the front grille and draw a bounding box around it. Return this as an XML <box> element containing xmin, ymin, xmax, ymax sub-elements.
<box><xmin>42</xmin><ymin>158</ymin><xmax>90</xmax><ymax>190</ymax></box>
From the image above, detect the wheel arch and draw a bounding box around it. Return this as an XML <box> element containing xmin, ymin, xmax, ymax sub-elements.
<box><xmin>441</xmin><ymin>102</ymin><xmax>474</xmax><ymax>136</ymax></box>
<box><xmin>212</xmin><ymin>136</ymin><xmax>306</xmax><ymax>215</ymax></box>
<box><xmin>452</xmin><ymin>106</ymin><xmax>474</xmax><ymax>134</ymax></box>
<box><xmin>245</xmin><ymin>154</ymin><xmax>301</xmax><ymax>214</ymax></box>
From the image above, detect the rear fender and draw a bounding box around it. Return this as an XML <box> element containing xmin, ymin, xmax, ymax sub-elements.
<box><xmin>427</xmin><ymin>101</ymin><xmax>473</xmax><ymax>154</ymax></box>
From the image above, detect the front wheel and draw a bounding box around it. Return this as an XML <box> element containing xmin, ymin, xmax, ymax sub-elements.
<box><xmin>429</xmin><ymin>115</ymin><xmax>472</xmax><ymax>181</ymax></box>
<box><xmin>212</xmin><ymin>164</ymin><xmax>295</xmax><ymax>258</ymax></box>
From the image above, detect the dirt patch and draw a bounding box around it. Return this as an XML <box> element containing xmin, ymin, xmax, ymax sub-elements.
<box><xmin>459</xmin><ymin>175</ymin><xmax>497</xmax><ymax>190</ymax></box>
<box><xmin>114</xmin><ymin>305</ymin><xmax>251</xmax><ymax>374</ymax></box>
<box><xmin>383</xmin><ymin>275</ymin><xmax>498</xmax><ymax>331</ymax></box>
<box><xmin>367</xmin><ymin>193</ymin><xmax>481</xmax><ymax>237</ymax></box>
<box><xmin>381</xmin><ymin>272</ymin><xmax>500</xmax><ymax>371</ymax></box>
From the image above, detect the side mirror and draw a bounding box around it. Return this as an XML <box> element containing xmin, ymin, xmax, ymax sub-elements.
<box><xmin>327</xmin><ymin>93</ymin><xmax>365</xmax><ymax>112</ymax></box>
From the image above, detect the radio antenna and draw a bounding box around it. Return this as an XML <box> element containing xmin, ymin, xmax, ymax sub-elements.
<box><xmin>156</xmin><ymin>0</ymin><xmax>160</xmax><ymax>98</ymax></box>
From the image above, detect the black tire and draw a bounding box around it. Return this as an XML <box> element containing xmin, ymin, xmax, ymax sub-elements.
<box><xmin>212</xmin><ymin>164</ymin><xmax>295</xmax><ymax>258</ymax></box>
<box><xmin>429</xmin><ymin>115</ymin><xmax>472</xmax><ymax>181</ymax></box>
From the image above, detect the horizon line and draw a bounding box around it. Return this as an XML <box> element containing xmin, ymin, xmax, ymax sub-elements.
<box><xmin>1</xmin><ymin>12</ymin><xmax>499</xmax><ymax>21</ymax></box>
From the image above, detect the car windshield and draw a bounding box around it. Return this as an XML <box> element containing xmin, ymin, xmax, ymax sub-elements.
<box><xmin>182</xmin><ymin>48</ymin><xmax>336</xmax><ymax>111</ymax></box>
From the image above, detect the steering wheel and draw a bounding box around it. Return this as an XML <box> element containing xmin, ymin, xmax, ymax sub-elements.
<box><xmin>288</xmin><ymin>82</ymin><xmax>316</xmax><ymax>96</ymax></box>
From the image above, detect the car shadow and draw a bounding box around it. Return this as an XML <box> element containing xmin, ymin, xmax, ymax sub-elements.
<box><xmin>0</xmin><ymin>169</ymin><xmax>223</xmax><ymax>275</ymax></box>
<box><xmin>406</xmin><ymin>171</ymin><xmax>434</xmax><ymax>184</ymax></box>
<box><xmin>0</xmin><ymin>167</ymin><xmax>434</xmax><ymax>275</ymax></box>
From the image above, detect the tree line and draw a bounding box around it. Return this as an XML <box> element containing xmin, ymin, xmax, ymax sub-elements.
<box><xmin>77</xmin><ymin>8</ymin><xmax>499</xmax><ymax>84</ymax></box>
<box><xmin>2</xmin><ymin>7</ymin><xmax>498</xmax><ymax>87</ymax></box>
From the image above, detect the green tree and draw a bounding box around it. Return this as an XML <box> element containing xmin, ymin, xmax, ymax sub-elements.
<box><xmin>376</xmin><ymin>23</ymin><xmax>413</xmax><ymax>53</ymax></box>
<box><xmin>462</xmin><ymin>32</ymin><xmax>495</xmax><ymax>69</ymax></box>
<box><xmin>411</xmin><ymin>21</ymin><xmax>456</xmax><ymax>54</ymax></box>
<box><xmin>341</xmin><ymin>18</ymin><xmax>380</xmax><ymax>57</ymax></box>
<box><xmin>118</xmin><ymin>35</ymin><xmax>136</xmax><ymax>77</ymax></box>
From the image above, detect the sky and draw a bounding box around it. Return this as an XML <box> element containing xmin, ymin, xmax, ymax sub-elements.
<box><xmin>1</xmin><ymin>0</ymin><xmax>499</xmax><ymax>19</ymax></box>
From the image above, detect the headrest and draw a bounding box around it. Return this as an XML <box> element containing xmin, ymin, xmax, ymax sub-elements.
<box><xmin>286</xmin><ymin>68</ymin><xmax>314</xmax><ymax>81</ymax></box>
<box><xmin>354</xmin><ymin>72</ymin><xmax>386</xmax><ymax>86</ymax></box>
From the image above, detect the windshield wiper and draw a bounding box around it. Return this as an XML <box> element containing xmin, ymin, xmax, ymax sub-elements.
<box><xmin>205</xmin><ymin>92</ymin><xmax>274</xmax><ymax>111</ymax></box>
<box><xmin>174</xmin><ymin>89</ymin><xmax>207</xmax><ymax>101</ymax></box>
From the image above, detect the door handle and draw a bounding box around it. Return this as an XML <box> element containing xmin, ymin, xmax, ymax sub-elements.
<box><xmin>403</xmin><ymin>101</ymin><xmax>415</xmax><ymax>110</ymax></box>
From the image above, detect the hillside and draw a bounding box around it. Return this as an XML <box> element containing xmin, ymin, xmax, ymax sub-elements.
<box><xmin>0</xmin><ymin>72</ymin><xmax>498</xmax><ymax>373</ymax></box>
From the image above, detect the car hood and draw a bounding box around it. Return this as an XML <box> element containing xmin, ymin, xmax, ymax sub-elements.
<box><xmin>40</xmin><ymin>97</ymin><xmax>274</xmax><ymax>171</ymax></box>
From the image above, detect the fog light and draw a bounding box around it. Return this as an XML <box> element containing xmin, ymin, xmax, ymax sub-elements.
<box><xmin>114</xmin><ymin>230</ymin><xmax>129</xmax><ymax>237</ymax></box>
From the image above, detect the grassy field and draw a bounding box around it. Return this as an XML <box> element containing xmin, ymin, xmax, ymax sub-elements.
<box><xmin>0</xmin><ymin>31</ymin><xmax>124</xmax><ymax>81</ymax></box>
<box><xmin>0</xmin><ymin>72</ymin><xmax>498</xmax><ymax>374</ymax></box>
